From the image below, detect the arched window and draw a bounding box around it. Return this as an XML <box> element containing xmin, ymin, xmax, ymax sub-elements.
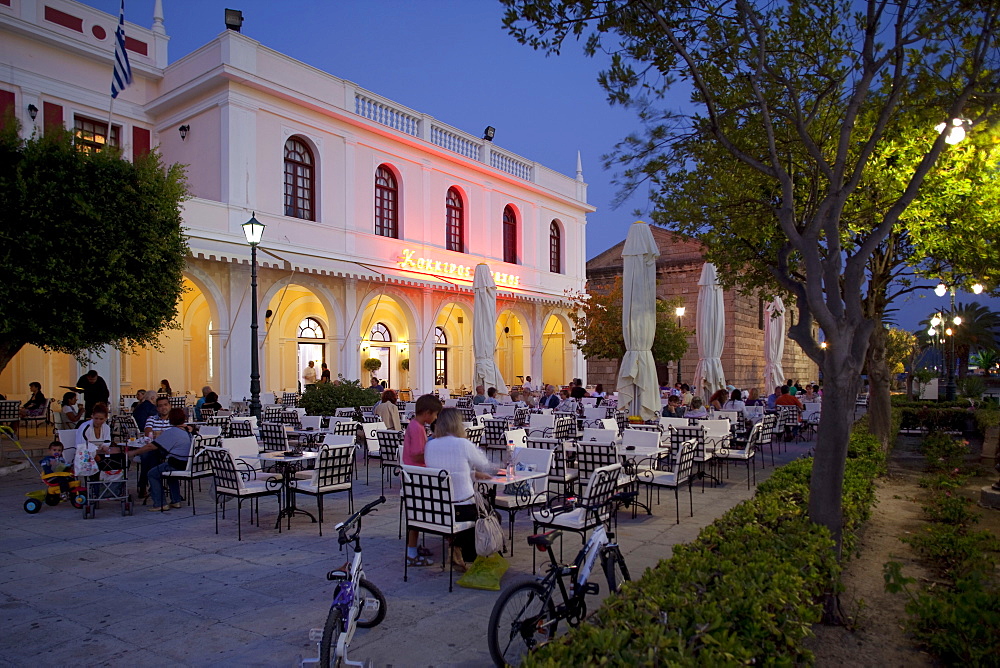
<box><xmin>370</xmin><ymin>322</ymin><xmax>392</xmax><ymax>342</ymax></box>
<box><xmin>375</xmin><ymin>165</ymin><xmax>399</xmax><ymax>238</ymax></box>
<box><xmin>446</xmin><ymin>187</ymin><xmax>464</xmax><ymax>253</ymax></box>
<box><xmin>284</xmin><ymin>137</ymin><xmax>315</xmax><ymax>220</ymax></box>
<box><xmin>503</xmin><ymin>205</ymin><xmax>517</xmax><ymax>264</ymax></box>
<box><xmin>298</xmin><ymin>317</ymin><xmax>325</xmax><ymax>339</ymax></box>
<box><xmin>549</xmin><ymin>220</ymin><xmax>562</xmax><ymax>274</ymax></box>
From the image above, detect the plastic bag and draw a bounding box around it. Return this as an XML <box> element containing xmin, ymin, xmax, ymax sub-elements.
<box><xmin>74</xmin><ymin>444</ymin><xmax>99</xmax><ymax>477</ymax></box>
<box><xmin>457</xmin><ymin>553</ymin><xmax>510</xmax><ymax>591</ymax></box>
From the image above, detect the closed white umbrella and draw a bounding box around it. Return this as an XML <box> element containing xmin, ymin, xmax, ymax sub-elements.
<box><xmin>473</xmin><ymin>263</ymin><xmax>508</xmax><ymax>396</ymax></box>
<box><xmin>616</xmin><ymin>221</ymin><xmax>660</xmax><ymax>421</ymax></box>
<box><xmin>692</xmin><ymin>262</ymin><xmax>726</xmax><ymax>400</ymax></box>
<box><xmin>763</xmin><ymin>296</ymin><xmax>786</xmax><ymax>393</ymax></box>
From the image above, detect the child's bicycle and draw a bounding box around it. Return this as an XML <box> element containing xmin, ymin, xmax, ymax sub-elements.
<box><xmin>1</xmin><ymin>426</ymin><xmax>86</xmax><ymax>513</ymax></box>
<box><xmin>487</xmin><ymin>524</ymin><xmax>630</xmax><ymax>667</ymax></box>
<box><xmin>303</xmin><ymin>496</ymin><xmax>387</xmax><ymax>668</ymax></box>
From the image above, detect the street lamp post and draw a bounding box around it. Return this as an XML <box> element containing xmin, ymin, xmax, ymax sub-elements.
<box><xmin>935</xmin><ymin>283</ymin><xmax>962</xmax><ymax>401</ymax></box>
<box><xmin>675</xmin><ymin>306</ymin><xmax>686</xmax><ymax>384</ymax></box>
<box><xmin>242</xmin><ymin>213</ymin><xmax>266</xmax><ymax>420</ymax></box>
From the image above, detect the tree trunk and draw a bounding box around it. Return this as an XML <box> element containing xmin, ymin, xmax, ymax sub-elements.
<box><xmin>807</xmin><ymin>346</ymin><xmax>862</xmax><ymax>623</ymax></box>
<box><xmin>0</xmin><ymin>339</ymin><xmax>25</xmax><ymax>379</ymax></box>
<box><xmin>865</xmin><ymin>325</ymin><xmax>892</xmax><ymax>451</ymax></box>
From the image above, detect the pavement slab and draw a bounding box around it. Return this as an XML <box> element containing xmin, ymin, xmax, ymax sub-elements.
<box><xmin>0</xmin><ymin>431</ymin><xmax>813</xmax><ymax>665</ymax></box>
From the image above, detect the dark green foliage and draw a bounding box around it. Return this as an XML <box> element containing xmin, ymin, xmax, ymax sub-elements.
<box><xmin>0</xmin><ymin>124</ymin><xmax>188</xmax><ymax>371</ymax></box>
<box><xmin>298</xmin><ymin>377</ymin><xmax>380</xmax><ymax>416</ymax></box>
<box><xmin>899</xmin><ymin>407</ymin><xmax>970</xmax><ymax>433</ymax></box>
<box><xmin>919</xmin><ymin>432</ymin><xmax>970</xmax><ymax>472</ymax></box>
<box><xmin>526</xmin><ymin>420</ymin><xmax>889</xmax><ymax>666</ymax></box>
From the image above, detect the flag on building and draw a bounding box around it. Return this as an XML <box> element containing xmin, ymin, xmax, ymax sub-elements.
<box><xmin>111</xmin><ymin>0</ymin><xmax>132</xmax><ymax>99</ymax></box>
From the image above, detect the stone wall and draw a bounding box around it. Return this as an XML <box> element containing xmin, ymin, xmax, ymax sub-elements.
<box><xmin>585</xmin><ymin>227</ymin><xmax>818</xmax><ymax>393</ymax></box>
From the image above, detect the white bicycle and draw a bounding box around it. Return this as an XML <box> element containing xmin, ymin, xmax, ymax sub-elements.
<box><xmin>303</xmin><ymin>496</ymin><xmax>387</xmax><ymax>668</ymax></box>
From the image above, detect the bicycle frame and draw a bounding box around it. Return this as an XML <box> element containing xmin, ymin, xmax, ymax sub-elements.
<box><xmin>303</xmin><ymin>496</ymin><xmax>385</xmax><ymax>668</ymax></box>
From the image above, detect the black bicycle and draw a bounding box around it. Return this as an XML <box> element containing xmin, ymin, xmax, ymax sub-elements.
<box><xmin>487</xmin><ymin>524</ymin><xmax>630</xmax><ymax>667</ymax></box>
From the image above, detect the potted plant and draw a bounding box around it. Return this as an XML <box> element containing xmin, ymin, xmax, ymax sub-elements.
<box><xmin>363</xmin><ymin>357</ymin><xmax>382</xmax><ymax>374</ymax></box>
<box><xmin>400</xmin><ymin>357</ymin><xmax>410</xmax><ymax>371</ymax></box>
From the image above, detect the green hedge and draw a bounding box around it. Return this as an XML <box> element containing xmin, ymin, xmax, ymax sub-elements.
<box><xmin>898</xmin><ymin>406</ymin><xmax>970</xmax><ymax>433</ymax></box>
<box><xmin>526</xmin><ymin>416</ymin><xmax>893</xmax><ymax>667</ymax></box>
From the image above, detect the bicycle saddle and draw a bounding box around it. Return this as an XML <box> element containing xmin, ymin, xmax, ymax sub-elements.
<box><xmin>527</xmin><ymin>530</ymin><xmax>562</xmax><ymax>548</ymax></box>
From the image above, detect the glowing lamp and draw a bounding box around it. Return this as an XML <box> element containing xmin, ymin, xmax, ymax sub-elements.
<box><xmin>242</xmin><ymin>214</ymin><xmax>265</xmax><ymax>246</ymax></box>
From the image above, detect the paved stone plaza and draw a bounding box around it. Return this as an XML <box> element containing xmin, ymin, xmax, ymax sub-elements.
<box><xmin>0</xmin><ymin>434</ymin><xmax>810</xmax><ymax>667</ymax></box>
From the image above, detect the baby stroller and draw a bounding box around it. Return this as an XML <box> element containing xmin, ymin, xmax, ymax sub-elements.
<box><xmin>81</xmin><ymin>443</ymin><xmax>134</xmax><ymax>519</ymax></box>
<box><xmin>1</xmin><ymin>426</ymin><xmax>87</xmax><ymax>514</ymax></box>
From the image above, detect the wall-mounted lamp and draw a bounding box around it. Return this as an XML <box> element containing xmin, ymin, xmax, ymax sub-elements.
<box><xmin>225</xmin><ymin>8</ymin><xmax>244</xmax><ymax>32</ymax></box>
<box><xmin>178</xmin><ymin>124</ymin><xmax>190</xmax><ymax>141</ymax></box>
<box><xmin>483</xmin><ymin>126</ymin><xmax>495</xmax><ymax>141</ymax></box>
<box><xmin>27</xmin><ymin>104</ymin><xmax>38</xmax><ymax>122</ymax></box>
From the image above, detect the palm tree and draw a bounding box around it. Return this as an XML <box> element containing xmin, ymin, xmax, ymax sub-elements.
<box><xmin>970</xmin><ymin>348</ymin><xmax>1000</xmax><ymax>376</ymax></box>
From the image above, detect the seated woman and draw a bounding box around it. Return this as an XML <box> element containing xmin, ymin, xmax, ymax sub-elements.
<box><xmin>685</xmin><ymin>396</ymin><xmax>709</xmax><ymax>418</ymax></box>
<box><xmin>60</xmin><ymin>391</ymin><xmax>84</xmax><ymax>429</ymax></box>
<box><xmin>721</xmin><ymin>389</ymin><xmax>746</xmax><ymax>412</ymax></box>
<box><xmin>200</xmin><ymin>391</ymin><xmax>223</xmax><ymax>415</ymax></box>
<box><xmin>158</xmin><ymin>379</ymin><xmax>173</xmax><ymax>397</ymax></box>
<box><xmin>708</xmin><ymin>388</ymin><xmax>729</xmax><ymax>411</ymax></box>
<box><xmin>745</xmin><ymin>388</ymin><xmax>766</xmax><ymax>406</ymax></box>
<box><xmin>423</xmin><ymin>407</ymin><xmax>493</xmax><ymax>571</ymax></box>
<box><xmin>556</xmin><ymin>389</ymin><xmax>579</xmax><ymax>414</ymax></box>
<box><xmin>20</xmin><ymin>382</ymin><xmax>47</xmax><ymax>419</ymax></box>
<box><xmin>662</xmin><ymin>394</ymin><xmax>684</xmax><ymax>418</ymax></box>
<box><xmin>508</xmin><ymin>390</ymin><xmax>528</xmax><ymax>410</ymax></box>
<box><xmin>374</xmin><ymin>389</ymin><xmax>401</xmax><ymax>431</ymax></box>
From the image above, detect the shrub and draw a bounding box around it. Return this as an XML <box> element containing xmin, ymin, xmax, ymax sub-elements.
<box><xmin>526</xmin><ymin>419</ymin><xmax>889</xmax><ymax>666</ymax></box>
<box><xmin>899</xmin><ymin>406</ymin><xmax>969</xmax><ymax>433</ymax></box>
<box><xmin>919</xmin><ymin>432</ymin><xmax>970</xmax><ymax>471</ymax></box>
<box><xmin>957</xmin><ymin>375</ymin><xmax>986</xmax><ymax>400</ymax></box>
<box><xmin>975</xmin><ymin>407</ymin><xmax>1000</xmax><ymax>431</ymax></box>
<box><xmin>298</xmin><ymin>377</ymin><xmax>379</xmax><ymax>416</ymax></box>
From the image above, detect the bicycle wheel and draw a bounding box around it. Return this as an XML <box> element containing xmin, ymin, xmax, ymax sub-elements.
<box><xmin>319</xmin><ymin>606</ymin><xmax>344</xmax><ymax>668</ymax></box>
<box><xmin>355</xmin><ymin>578</ymin><xmax>387</xmax><ymax>628</ymax></box>
<box><xmin>603</xmin><ymin>546</ymin><xmax>631</xmax><ymax>595</ymax></box>
<box><xmin>487</xmin><ymin>581</ymin><xmax>558</xmax><ymax>668</ymax></box>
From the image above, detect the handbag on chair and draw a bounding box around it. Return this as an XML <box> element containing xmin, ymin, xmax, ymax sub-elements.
<box><xmin>474</xmin><ymin>489</ymin><xmax>505</xmax><ymax>555</ymax></box>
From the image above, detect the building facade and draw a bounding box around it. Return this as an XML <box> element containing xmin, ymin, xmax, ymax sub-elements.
<box><xmin>586</xmin><ymin>227</ymin><xmax>818</xmax><ymax>393</ymax></box>
<box><xmin>0</xmin><ymin>0</ymin><xmax>591</xmax><ymax>406</ymax></box>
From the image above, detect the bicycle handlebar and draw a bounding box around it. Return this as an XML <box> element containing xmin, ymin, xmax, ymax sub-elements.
<box><xmin>335</xmin><ymin>496</ymin><xmax>386</xmax><ymax>541</ymax></box>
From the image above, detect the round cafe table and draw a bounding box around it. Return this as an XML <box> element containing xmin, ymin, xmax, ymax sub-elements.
<box><xmin>243</xmin><ymin>451</ymin><xmax>318</xmax><ymax>530</ymax></box>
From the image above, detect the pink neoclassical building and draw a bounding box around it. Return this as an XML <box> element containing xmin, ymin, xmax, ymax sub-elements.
<box><xmin>0</xmin><ymin>0</ymin><xmax>593</xmax><ymax>407</ymax></box>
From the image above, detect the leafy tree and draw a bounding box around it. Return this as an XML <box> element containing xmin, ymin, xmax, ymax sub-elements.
<box><xmin>884</xmin><ymin>327</ymin><xmax>916</xmax><ymax>388</ymax></box>
<box><xmin>566</xmin><ymin>275</ymin><xmax>688</xmax><ymax>371</ymax></box>
<box><xmin>501</xmin><ymin>0</ymin><xmax>1000</xmax><ymax>609</ymax></box>
<box><xmin>0</xmin><ymin>124</ymin><xmax>188</xmax><ymax>373</ymax></box>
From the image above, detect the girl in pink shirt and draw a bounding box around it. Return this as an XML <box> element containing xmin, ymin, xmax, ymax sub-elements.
<box><xmin>403</xmin><ymin>395</ymin><xmax>441</xmax><ymax>565</ymax></box>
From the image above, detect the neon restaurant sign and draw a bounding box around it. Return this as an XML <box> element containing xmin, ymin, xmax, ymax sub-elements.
<box><xmin>396</xmin><ymin>249</ymin><xmax>521</xmax><ymax>288</ymax></box>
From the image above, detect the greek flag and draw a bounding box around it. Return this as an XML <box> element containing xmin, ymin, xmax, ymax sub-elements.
<box><xmin>110</xmin><ymin>0</ymin><xmax>132</xmax><ymax>99</ymax></box>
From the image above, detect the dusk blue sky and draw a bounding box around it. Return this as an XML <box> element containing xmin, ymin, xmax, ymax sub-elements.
<box><xmin>76</xmin><ymin>0</ymin><xmax>995</xmax><ymax>332</ymax></box>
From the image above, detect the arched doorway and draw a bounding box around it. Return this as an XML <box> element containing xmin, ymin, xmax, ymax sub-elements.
<box><xmin>540</xmin><ymin>314</ymin><xmax>568</xmax><ymax>387</ymax></box>
<box><xmin>358</xmin><ymin>295</ymin><xmax>413</xmax><ymax>390</ymax></box>
<box><xmin>265</xmin><ymin>284</ymin><xmax>331</xmax><ymax>393</ymax></box>
<box><xmin>434</xmin><ymin>302</ymin><xmax>472</xmax><ymax>390</ymax></box>
<box><xmin>496</xmin><ymin>309</ymin><xmax>528</xmax><ymax>386</ymax></box>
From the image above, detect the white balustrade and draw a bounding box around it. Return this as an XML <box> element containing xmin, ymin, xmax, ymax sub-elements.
<box><xmin>430</xmin><ymin>125</ymin><xmax>481</xmax><ymax>160</ymax></box>
<box><xmin>354</xmin><ymin>93</ymin><xmax>420</xmax><ymax>136</ymax></box>
<box><xmin>490</xmin><ymin>150</ymin><xmax>533</xmax><ymax>180</ymax></box>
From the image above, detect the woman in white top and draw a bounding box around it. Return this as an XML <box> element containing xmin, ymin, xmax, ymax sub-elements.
<box><xmin>60</xmin><ymin>391</ymin><xmax>84</xmax><ymax>429</ymax></box>
<box><xmin>721</xmin><ymin>389</ymin><xmax>746</xmax><ymax>412</ymax></box>
<box><xmin>423</xmin><ymin>408</ymin><xmax>493</xmax><ymax>570</ymax></box>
